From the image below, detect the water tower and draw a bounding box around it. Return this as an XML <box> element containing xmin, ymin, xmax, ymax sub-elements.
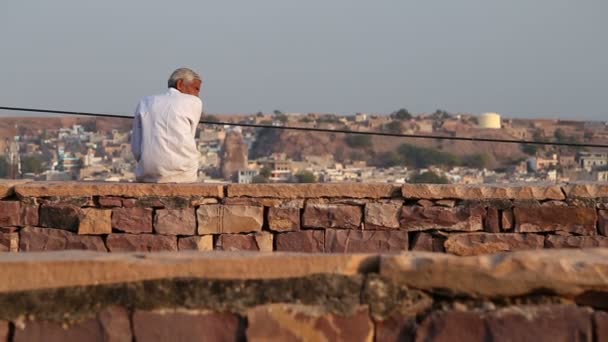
<box><xmin>478</xmin><ymin>112</ymin><xmax>501</xmax><ymax>129</ymax></box>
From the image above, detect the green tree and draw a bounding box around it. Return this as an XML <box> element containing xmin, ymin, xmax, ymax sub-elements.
<box><xmin>554</xmin><ymin>128</ymin><xmax>568</xmax><ymax>143</ymax></box>
<box><xmin>409</xmin><ymin>171</ymin><xmax>449</xmax><ymax>184</ymax></box>
<box><xmin>384</xmin><ymin>121</ymin><xmax>403</xmax><ymax>134</ymax></box>
<box><xmin>251</xmin><ymin>175</ymin><xmax>269</xmax><ymax>183</ymax></box>
<box><xmin>294</xmin><ymin>170</ymin><xmax>316</xmax><ymax>183</ymax></box>
<box><xmin>205</xmin><ymin>115</ymin><xmax>220</xmax><ymax>123</ymax></box>
<box><xmin>462</xmin><ymin>154</ymin><xmax>492</xmax><ymax>169</ymax></box>
<box><xmin>344</xmin><ymin>135</ymin><xmax>372</xmax><ymax>148</ymax></box>
<box><xmin>391</xmin><ymin>108</ymin><xmax>412</xmax><ymax>120</ymax></box>
<box><xmin>521</xmin><ymin>144</ymin><xmax>538</xmax><ymax>156</ymax></box>
<box><xmin>21</xmin><ymin>155</ymin><xmax>45</xmax><ymax>174</ymax></box>
<box><xmin>259</xmin><ymin>167</ymin><xmax>272</xmax><ymax>179</ymax></box>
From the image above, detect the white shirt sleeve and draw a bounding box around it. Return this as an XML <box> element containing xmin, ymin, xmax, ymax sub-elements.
<box><xmin>189</xmin><ymin>97</ymin><xmax>203</xmax><ymax>137</ymax></box>
<box><xmin>131</xmin><ymin>102</ymin><xmax>143</xmax><ymax>162</ymax></box>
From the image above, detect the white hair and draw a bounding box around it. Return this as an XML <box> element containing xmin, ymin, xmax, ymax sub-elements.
<box><xmin>167</xmin><ymin>68</ymin><xmax>201</xmax><ymax>88</ymax></box>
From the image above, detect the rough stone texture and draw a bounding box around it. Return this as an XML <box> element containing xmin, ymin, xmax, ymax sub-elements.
<box><xmin>325</xmin><ymin>230</ymin><xmax>408</xmax><ymax>253</ymax></box>
<box><xmin>484</xmin><ymin>207</ymin><xmax>500</xmax><ymax>233</ymax></box>
<box><xmin>381</xmin><ymin>249</ymin><xmax>608</xmax><ymax>298</ymax></box>
<box><xmin>197</xmin><ymin>205</ymin><xmax>264</xmax><ymax>234</ymax></box>
<box><xmin>111</xmin><ymin>207</ymin><xmax>153</xmax><ymax>234</ymax></box>
<box><xmin>78</xmin><ymin>208</ymin><xmax>112</xmax><ymax>235</ymax></box>
<box><xmin>0</xmin><ymin>321</ymin><xmax>7</xmax><ymax>342</ymax></box>
<box><xmin>400</xmin><ymin>206</ymin><xmax>484</xmax><ymax>232</ymax></box>
<box><xmin>154</xmin><ymin>209</ymin><xmax>196</xmax><ymax>235</ymax></box>
<box><xmin>594</xmin><ymin>311</ymin><xmax>608</xmax><ymax>342</ymax></box>
<box><xmin>21</xmin><ymin>204</ymin><xmax>39</xmax><ymax>226</ymax></box>
<box><xmin>39</xmin><ymin>204</ymin><xmax>82</xmax><ymax>231</ymax></box>
<box><xmin>435</xmin><ymin>199</ymin><xmax>456</xmax><ymax>208</ymax></box>
<box><xmin>444</xmin><ymin>233</ymin><xmax>545</xmax><ymax>256</ymax></box>
<box><xmin>19</xmin><ymin>227</ymin><xmax>107</xmax><ymax>252</ymax></box>
<box><xmin>15</xmin><ymin>181</ymin><xmax>224</xmax><ymax>198</ymax></box>
<box><xmin>246</xmin><ymin>304</ymin><xmax>373</xmax><ymax>342</ymax></box>
<box><xmin>98</xmin><ymin>196</ymin><xmax>123</xmax><ymax>207</ymax></box>
<box><xmin>402</xmin><ymin>183</ymin><xmax>565</xmax><ymax>200</ymax></box>
<box><xmin>502</xmin><ymin>208</ymin><xmax>514</xmax><ymax>230</ymax></box>
<box><xmin>0</xmin><ymin>232</ymin><xmax>19</xmax><ymax>252</ymax></box>
<box><xmin>0</xmin><ymin>179</ymin><xmax>30</xmax><ymax>198</ymax></box>
<box><xmin>416</xmin><ymin>199</ymin><xmax>434</xmax><ymax>208</ymax></box>
<box><xmin>133</xmin><ymin>310</ymin><xmax>243</xmax><ymax>342</ymax></box>
<box><xmin>564</xmin><ymin>182</ymin><xmax>608</xmax><ymax>198</ymax></box>
<box><xmin>223</xmin><ymin>198</ymin><xmax>304</xmax><ymax>208</ymax></box>
<box><xmin>599</xmin><ymin>210</ymin><xmax>608</xmax><ymax>236</ymax></box>
<box><xmin>275</xmin><ymin>231</ymin><xmax>324</xmax><ymax>252</ymax></box>
<box><xmin>268</xmin><ymin>207</ymin><xmax>301</xmax><ymax>232</ymax></box>
<box><xmin>365</xmin><ymin>202</ymin><xmax>401</xmax><ymax>229</ymax></box>
<box><xmin>13</xmin><ymin>306</ymin><xmax>132</xmax><ymax>342</ymax></box>
<box><xmin>106</xmin><ymin>234</ymin><xmax>177</xmax><ymax>252</ymax></box>
<box><xmin>0</xmin><ymin>201</ymin><xmax>20</xmax><ymax>226</ymax></box>
<box><xmin>303</xmin><ymin>204</ymin><xmax>362</xmax><ymax>229</ymax></box>
<box><xmin>410</xmin><ymin>233</ymin><xmax>446</xmax><ymax>253</ymax></box>
<box><xmin>545</xmin><ymin>235</ymin><xmax>608</xmax><ymax>248</ymax></box>
<box><xmin>375</xmin><ymin>316</ymin><xmax>416</xmax><ymax>342</ymax></box>
<box><xmin>178</xmin><ymin>236</ymin><xmax>213</xmax><ymax>251</ymax></box>
<box><xmin>484</xmin><ymin>305</ymin><xmax>593</xmax><ymax>342</ymax></box>
<box><xmin>514</xmin><ymin>206</ymin><xmax>597</xmax><ymax>235</ymax></box>
<box><xmin>416</xmin><ymin>310</ymin><xmax>487</xmax><ymax>342</ymax></box>
<box><xmin>215</xmin><ymin>233</ymin><xmax>273</xmax><ymax>252</ymax></box>
<box><xmin>228</xmin><ymin>183</ymin><xmax>399</xmax><ymax>199</ymax></box>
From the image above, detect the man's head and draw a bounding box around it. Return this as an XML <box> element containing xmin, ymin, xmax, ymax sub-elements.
<box><xmin>167</xmin><ymin>68</ymin><xmax>202</xmax><ymax>97</ymax></box>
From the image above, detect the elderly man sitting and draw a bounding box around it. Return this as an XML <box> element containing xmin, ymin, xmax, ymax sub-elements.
<box><xmin>131</xmin><ymin>68</ymin><xmax>203</xmax><ymax>183</ymax></box>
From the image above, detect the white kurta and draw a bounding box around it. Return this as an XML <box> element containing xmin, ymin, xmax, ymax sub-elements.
<box><xmin>131</xmin><ymin>88</ymin><xmax>203</xmax><ymax>183</ymax></box>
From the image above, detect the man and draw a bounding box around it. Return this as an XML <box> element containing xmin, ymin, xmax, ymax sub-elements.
<box><xmin>131</xmin><ymin>68</ymin><xmax>203</xmax><ymax>183</ymax></box>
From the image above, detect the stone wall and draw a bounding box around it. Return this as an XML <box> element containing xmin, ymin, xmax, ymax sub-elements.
<box><xmin>2</xmin><ymin>250</ymin><xmax>608</xmax><ymax>341</ymax></box>
<box><xmin>2</xmin><ymin>181</ymin><xmax>608</xmax><ymax>255</ymax></box>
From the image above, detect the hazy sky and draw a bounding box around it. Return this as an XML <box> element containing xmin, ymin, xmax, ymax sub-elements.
<box><xmin>1</xmin><ymin>1</ymin><xmax>606</xmax><ymax>119</ymax></box>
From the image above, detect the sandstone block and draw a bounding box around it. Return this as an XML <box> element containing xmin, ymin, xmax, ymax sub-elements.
<box><xmin>545</xmin><ymin>235</ymin><xmax>608</xmax><ymax>248</ymax></box>
<box><xmin>484</xmin><ymin>207</ymin><xmax>500</xmax><ymax>233</ymax></box>
<box><xmin>0</xmin><ymin>201</ymin><xmax>20</xmax><ymax>226</ymax></box>
<box><xmin>303</xmin><ymin>204</ymin><xmax>362</xmax><ymax>229</ymax></box>
<box><xmin>275</xmin><ymin>231</ymin><xmax>324</xmax><ymax>252</ymax></box>
<box><xmin>19</xmin><ymin>227</ymin><xmax>107</xmax><ymax>252</ymax></box>
<box><xmin>502</xmin><ymin>208</ymin><xmax>514</xmax><ymax>230</ymax></box>
<box><xmin>197</xmin><ymin>205</ymin><xmax>264</xmax><ymax>234</ymax></box>
<box><xmin>223</xmin><ymin>197</ymin><xmax>304</xmax><ymax>208</ymax></box>
<box><xmin>0</xmin><ymin>232</ymin><xmax>19</xmax><ymax>252</ymax></box>
<box><xmin>178</xmin><ymin>236</ymin><xmax>214</xmax><ymax>251</ymax></box>
<box><xmin>254</xmin><ymin>232</ymin><xmax>274</xmax><ymax>252</ymax></box>
<box><xmin>594</xmin><ymin>311</ymin><xmax>608</xmax><ymax>342</ymax></box>
<box><xmin>227</xmin><ymin>183</ymin><xmax>399</xmax><ymax>199</ymax></box>
<box><xmin>0</xmin><ymin>179</ymin><xmax>30</xmax><ymax>198</ymax></box>
<box><xmin>444</xmin><ymin>233</ymin><xmax>545</xmax><ymax>256</ymax></box>
<box><xmin>374</xmin><ymin>316</ymin><xmax>416</xmax><ymax>342</ymax></box>
<box><xmin>133</xmin><ymin>310</ymin><xmax>243</xmax><ymax>342</ymax></box>
<box><xmin>514</xmin><ymin>206</ymin><xmax>597</xmax><ymax>235</ymax></box>
<box><xmin>400</xmin><ymin>206</ymin><xmax>484</xmax><ymax>232</ymax></box>
<box><xmin>21</xmin><ymin>204</ymin><xmax>39</xmax><ymax>226</ymax></box>
<box><xmin>402</xmin><ymin>183</ymin><xmax>565</xmax><ymax>200</ymax></box>
<box><xmin>98</xmin><ymin>196</ymin><xmax>123</xmax><ymax>207</ymax></box>
<box><xmin>215</xmin><ymin>233</ymin><xmax>273</xmax><ymax>251</ymax></box>
<box><xmin>111</xmin><ymin>207</ymin><xmax>153</xmax><ymax>234</ymax></box>
<box><xmin>13</xmin><ymin>306</ymin><xmax>131</xmax><ymax>342</ymax></box>
<box><xmin>40</xmin><ymin>204</ymin><xmax>81</xmax><ymax>231</ymax></box>
<box><xmin>106</xmin><ymin>234</ymin><xmax>177</xmax><ymax>252</ymax></box>
<box><xmin>410</xmin><ymin>232</ymin><xmax>445</xmax><ymax>252</ymax></box>
<box><xmin>325</xmin><ymin>230</ymin><xmax>408</xmax><ymax>253</ymax></box>
<box><xmin>268</xmin><ymin>207</ymin><xmax>300</xmax><ymax>232</ymax></box>
<box><xmin>246</xmin><ymin>304</ymin><xmax>373</xmax><ymax>342</ymax></box>
<box><xmin>0</xmin><ymin>321</ymin><xmax>7</xmax><ymax>342</ymax></box>
<box><xmin>416</xmin><ymin>199</ymin><xmax>434</xmax><ymax>208</ymax></box>
<box><xmin>564</xmin><ymin>182</ymin><xmax>608</xmax><ymax>198</ymax></box>
<box><xmin>416</xmin><ymin>310</ymin><xmax>486</xmax><ymax>342</ymax></box>
<box><xmin>78</xmin><ymin>208</ymin><xmax>112</xmax><ymax>235</ymax></box>
<box><xmin>436</xmin><ymin>199</ymin><xmax>456</xmax><ymax>207</ymax></box>
<box><xmin>154</xmin><ymin>209</ymin><xmax>196</xmax><ymax>235</ymax></box>
<box><xmin>599</xmin><ymin>210</ymin><xmax>608</xmax><ymax>236</ymax></box>
<box><xmin>365</xmin><ymin>202</ymin><xmax>401</xmax><ymax>229</ymax></box>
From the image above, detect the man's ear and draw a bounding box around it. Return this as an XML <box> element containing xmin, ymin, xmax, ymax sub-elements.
<box><xmin>175</xmin><ymin>79</ymin><xmax>184</xmax><ymax>91</ymax></box>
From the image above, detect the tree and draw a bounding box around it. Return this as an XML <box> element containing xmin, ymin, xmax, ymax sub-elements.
<box><xmin>205</xmin><ymin>115</ymin><xmax>220</xmax><ymax>123</ymax></box>
<box><xmin>391</xmin><ymin>108</ymin><xmax>412</xmax><ymax>120</ymax></box>
<box><xmin>554</xmin><ymin>128</ymin><xmax>568</xmax><ymax>143</ymax></box>
<box><xmin>462</xmin><ymin>154</ymin><xmax>492</xmax><ymax>169</ymax></box>
<box><xmin>409</xmin><ymin>171</ymin><xmax>449</xmax><ymax>184</ymax></box>
<box><xmin>521</xmin><ymin>144</ymin><xmax>538</xmax><ymax>156</ymax></box>
<box><xmin>384</xmin><ymin>121</ymin><xmax>403</xmax><ymax>134</ymax></box>
<box><xmin>0</xmin><ymin>156</ymin><xmax>8</xmax><ymax>178</ymax></box>
<box><xmin>251</xmin><ymin>175</ymin><xmax>269</xmax><ymax>183</ymax></box>
<box><xmin>294</xmin><ymin>170</ymin><xmax>316</xmax><ymax>183</ymax></box>
<box><xmin>345</xmin><ymin>135</ymin><xmax>372</xmax><ymax>148</ymax></box>
<box><xmin>259</xmin><ymin>167</ymin><xmax>272</xmax><ymax>179</ymax></box>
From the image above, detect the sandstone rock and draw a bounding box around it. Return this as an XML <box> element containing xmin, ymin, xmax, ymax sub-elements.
<box><xmin>484</xmin><ymin>305</ymin><xmax>593</xmax><ymax>342</ymax></box>
<box><xmin>98</xmin><ymin>196</ymin><xmax>123</xmax><ymax>207</ymax></box>
<box><xmin>564</xmin><ymin>182</ymin><xmax>608</xmax><ymax>198</ymax></box>
<box><xmin>594</xmin><ymin>311</ymin><xmax>608</xmax><ymax>342</ymax></box>
<box><xmin>435</xmin><ymin>199</ymin><xmax>456</xmax><ymax>208</ymax></box>
<box><xmin>40</xmin><ymin>204</ymin><xmax>81</xmax><ymax>231</ymax></box>
<box><xmin>21</xmin><ymin>204</ymin><xmax>39</xmax><ymax>226</ymax></box>
<box><xmin>514</xmin><ymin>206</ymin><xmax>597</xmax><ymax>235</ymax></box>
<box><xmin>178</xmin><ymin>236</ymin><xmax>214</xmax><ymax>251</ymax></box>
<box><xmin>303</xmin><ymin>204</ymin><xmax>362</xmax><ymax>229</ymax></box>
<box><xmin>380</xmin><ymin>249</ymin><xmax>608</xmax><ymax>298</ymax></box>
<box><xmin>190</xmin><ymin>197</ymin><xmax>219</xmax><ymax>206</ymax></box>
<box><xmin>227</xmin><ymin>183</ymin><xmax>399</xmax><ymax>199</ymax></box>
<box><xmin>78</xmin><ymin>208</ymin><xmax>112</xmax><ymax>235</ymax></box>
<box><xmin>0</xmin><ymin>321</ymin><xmax>7</xmax><ymax>342</ymax></box>
<box><xmin>365</xmin><ymin>202</ymin><xmax>401</xmax><ymax>229</ymax></box>
<box><xmin>246</xmin><ymin>304</ymin><xmax>373</xmax><ymax>342</ymax></box>
<box><xmin>374</xmin><ymin>315</ymin><xmax>416</xmax><ymax>342</ymax></box>
<box><xmin>0</xmin><ymin>179</ymin><xmax>30</xmax><ymax>198</ymax></box>
<box><xmin>416</xmin><ymin>199</ymin><xmax>434</xmax><ymax>208</ymax></box>
<box><xmin>133</xmin><ymin>310</ymin><xmax>243</xmax><ymax>342</ymax></box>
<box><xmin>545</xmin><ymin>235</ymin><xmax>608</xmax><ymax>248</ymax></box>
<box><xmin>0</xmin><ymin>201</ymin><xmax>20</xmax><ymax>226</ymax></box>
<box><xmin>254</xmin><ymin>232</ymin><xmax>274</xmax><ymax>252</ymax></box>
<box><xmin>0</xmin><ymin>232</ymin><xmax>18</xmax><ymax>252</ymax></box>
<box><xmin>416</xmin><ymin>310</ymin><xmax>486</xmax><ymax>342</ymax></box>
<box><xmin>484</xmin><ymin>207</ymin><xmax>500</xmax><ymax>233</ymax></box>
<box><xmin>268</xmin><ymin>207</ymin><xmax>300</xmax><ymax>232</ymax></box>
<box><xmin>19</xmin><ymin>227</ymin><xmax>107</xmax><ymax>252</ymax></box>
<box><xmin>410</xmin><ymin>232</ymin><xmax>445</xmax><ymax>252</ymax></box>
<box><xmin>400</xmin><ymin>206</ymin><xmax>484</xmax><ymax>232</ymax></box>
<box><xmin>215</xmin><ymin>233</ymin><xmax>272</xmax><ymax>251</ymax></box>
<box><xmin>502</xmin><ymin>208</ymin><xmax>514</xmax><ymax>230</ymax></box>
<box><xmin>402</xmin><ymin>183</ymin><xmax>565</xmax><ymax>200</ymax></box>
<box><xmin>275</xmin><ymin>231</ymin><xmax>324</xmax><ymax>252</ymax></box>
<box><xmin>13</xmin><ymin>306</ymin><xmax>132</xmax><ymax>342</ymax></box>
<box><xmin>444</xmin><ymin>233</ymin><xmax>545</xmax><ymax>256</ymax></box>
<box><xmin>111</xmin><ymin>207</ymin><xmax>153</xmax><ymax>234</ymax></box>
<box><xmin>106</xmin><ymin>234</ymin><xmax>177</xmax><ymax>252</ymax></box>
<box><xmin>542</xmin><ymin>200</ymin><xmax>568</xmax><ymax>207</ymax></box>
<box><xmin>15</xmin><ymin>181</ymin><xmax>224</xmax><ymax>198</ymax></box>
<box><xmin>197</xmin><ymin>205</ymin><xmax>264</xmax><ymax>234</ymax></box>
<box><xmin>222</xmin><ymin>197</ymin><xmax>303</xmax><ymax>208</ymax></box>
<box><xmin>599</xmin><ymin>210</ymin><xmax>608</xmax><ymax>236</ymax></box>
<box><xmin>154</xmin><ymin>209</ymin><xmax>196</xmax><ymax>235</ymax></box>
<box><xmin>325</xmin><ymin>230</ymin><xmax>408</xmax><ymax>253</ymax></box>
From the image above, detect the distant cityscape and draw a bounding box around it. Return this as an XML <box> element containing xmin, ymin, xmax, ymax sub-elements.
<box><xmin>2</xmin><ymin>109</ymin><xmax>608</xmax><ymax>184</ymax></box>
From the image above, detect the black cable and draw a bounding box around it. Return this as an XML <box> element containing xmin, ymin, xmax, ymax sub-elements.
<box><xmin>0</xmin><ymin>105</ymin><xmax>606</xmax><ymax>148</ymax></box>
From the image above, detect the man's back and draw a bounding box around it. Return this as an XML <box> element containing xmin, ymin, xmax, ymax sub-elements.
<box><xmin>132</xmin><ymin>88</ymin><xmax>203</xmax><ymax>183</ymax></box>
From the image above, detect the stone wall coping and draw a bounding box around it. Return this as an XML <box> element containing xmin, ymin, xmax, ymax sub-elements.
<box><xmin>0</xmin><ymin>180</ymin><xmax>32</xmax><ymax>198</ymax></box>
<box><xmin>0</xmin><ymin>251</ymin><xmax>377</xmax><ymax>293</ymax></box>
<box><xmin>226</xmin><ymin>183</ymin><xmax>401</xmax><ymax>199</ymax></box>
<box><xmin>564</xmin><ymin>182</ymin><xmax>608</xmax><ymax>198</ymax></box>
<box><xmin>401</xmin><ymin>182</ymin><xmax>566</xmax><ymax>200</ymax></box>
<box><xmin>13</xmin><ymin>181</ymin><xmax>225</xmax><ymax>198</ymax></box>
<box><xmin>381</xmin><ymin>248</ymin><xmax>608</xmax><ymax>298</ymax></box>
